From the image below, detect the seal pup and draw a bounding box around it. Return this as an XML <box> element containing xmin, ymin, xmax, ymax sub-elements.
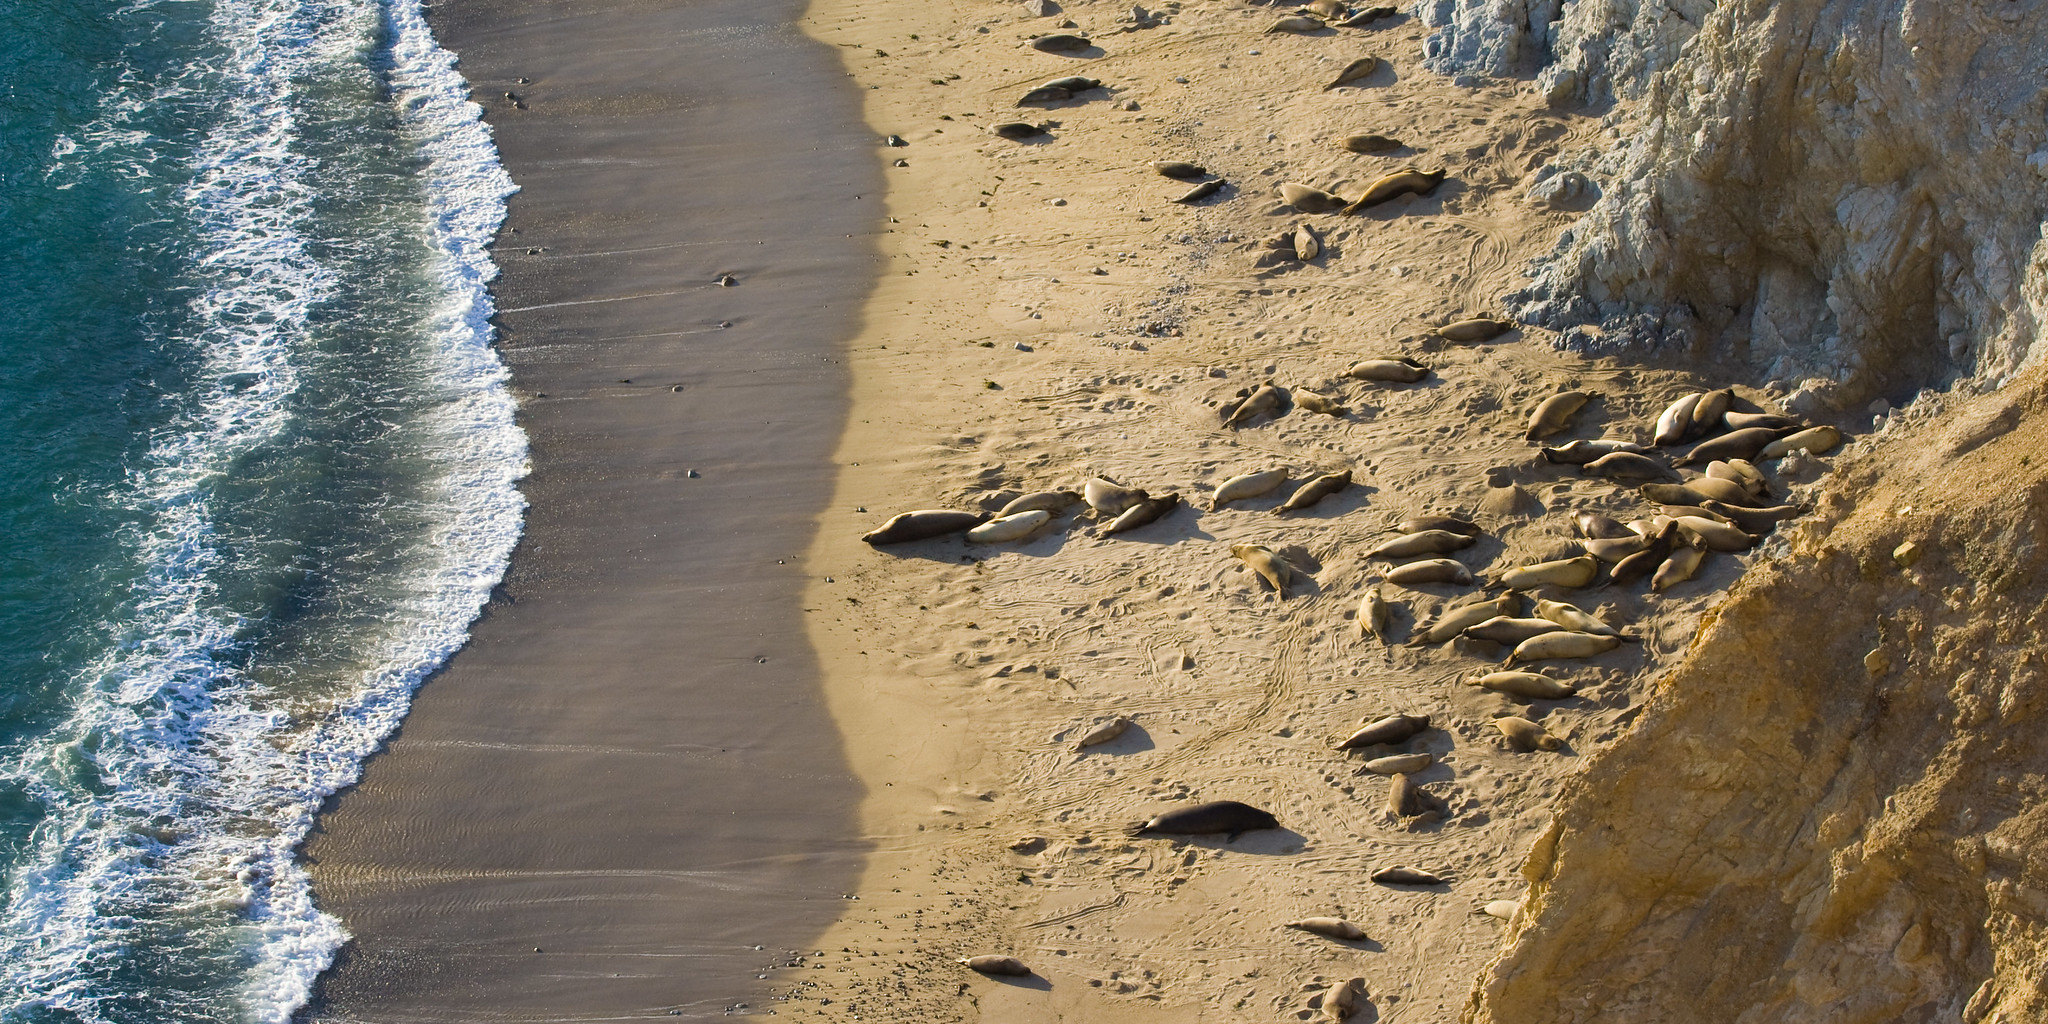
<box><xmin>1231</xmin><ymin>542</ymin><xmax>1296</xmax><ymax>594</ymax></box>
<box><xmin>1341</xmin><ymin>167</ymin><xmax>1444</xmax><ymax>213</ymax></box>
<box><xmin>1651</xmin><ymin>545</ymin><xmax>1705</xmax><ymax>591</ymax></box>
<box><xmin>992</xmin><ymin>121</ymin><xmax>1050</xmax><ymax>140</ymax></box>
<box><xmin>1580</xmin><ymin>451</ymin><xmax>1674</xmax><ymax>482</ymax></box>
<box><xmin>1463</xmin><ymin>616</ymin><xmax>1566</xmax><ymax>646</ymax></box>
<box><xmin>1677</xmin><ymin>426</ymin><xmax>1788</xmax><ymax>466</ymax></box>
<box><xmin>1279</xmin><ymin>182</ymin><xmax>1347</xmax><ymax>213</ymax></box>
<box><xmin>1357</xmin><ymin>585</ymin><xmax>1391</xmax><ymax>643</ymax></box>
<box><xmin>1505</xmin><ymin>630</ymin><xmax>1622</xmax><ymax>665</ymax></box>
<box><xmin>1432</xmin><ymin>316</ymin><xmax>1515</xmax><ymax>343</ymax></box>
<box><xmin>1103</xmin><ymin>493</ymin><xmax>1180</xmax><ymax>534</ymax></box>
<box><xmin>1151</xmin><ymin>160</ymin><xmax>1207</xmax><ymax>179</ymax></box>
<box><xmin>1322</xmin><ymin>977</ymin><xmax>1368</xmax><ymax>1022</ymax></box>
<box><xmin>1526</xmin><ymin>390</ymin><xmax>1595</xmax><ymax>440</ymax></box>
<box><xmin>1542</xmin><ymin>438</ymin><xmax>1647</xmax><ymax>465</ymax></box>
<box><xmin>1407</xmin><ymin>592</ymin><xmax>1517</xmax><ymax>644</ymax></box>
<box><xmin>1292</xmin><ymin>389</ymin><xmax>1345</xmax><ymax>415</ymax></box>
<box><xmin>1492</xmin><ymin>555</ymin><xmax>1597</xmax><ymax>589</ymax></box>
<box><xmin>1346</xmin><ymin>356</ymin><xmax>1430</xmax><ymax>383</ymax></box>
<box><xmin>1293</xmin><ymin>223</ymin><xmax>1322</xmax><ymax>261</ymax></box>
<box><xmin>862</xmin><ymin>509</ymin><xmax>986</xmax><ymax>545</ymax></box>
<box><xmin>1213</xmin><ymin>468</ymin><xmax>1289</xmax><ymax>508</ymax></box>
<box><xmin>967</xmin><ymin>509</ymin><xmax>1054</xmax><ymax>543</ymax></box>
<box><xmin>1340</xmin><ymin>133</ymin><xmax>1402</xmax><ymax>154</ymax></box>
<box><xmin>1026</xmin><ymin>32</ymin><xmax>1091</xmax><ymax>52</ymax></box>
<box><xmin>1366</xmin><ymin>529</ymin><xmax>1474</xmax><ymax>559</ymax></box>
<box><xmin>1653</xmin><ymin>392</ymin><xmax>1702</xmax><ymax>446</ymax></box>
<box><xmin>1399</xmin><ymin>514</ymin><xmax>1481</xmax><ymax>536</ymax></box>
<box><xmin>997</xmin><ymin>489</ymin><xmax>1081</xmax><ymax>517</ymax></box>
<box><xmin>1174</xmin><ymin>179</ymin><xmax>1223</xmax><ymax>203</ymax></box>
<box><xmin>1371</xmin><ymin>866</ymin><xmax>1445</xmax><ymax>886</ymax></box>
<box><xmin>1273</xmin><ymin>470</ymin><xmax>1351</xmax><ymax>514</ymax></box>
<box><xmin>1363</xmin><ymin>751</ymin><xmax>1431</xmax><ymax>774</ymax></box>
<box><xmin>1338</xmin><ymin>712</ymin><xmax>1429</xmax><ymax>749</ymax></box>
<box><xmin>1469</xmin><ymin>669</ymin><xmax>1577</xmax><ymax>699</ymax></box>
<box><xmin>1760</xmin><ymin>424</ymin><xmax>1842</xmax><ymax>458</ymax></box>
<box><xmin>1223</xmin><ymin>381</ymin><xmax>1285</xmax><ymax>428</ymax></box>
<box><xmin>1534</xmin><ymin>598</ymin><xmax>1619</xmax><ymax>636</ymax></box>
<box><xmin>1286</xmin><ymin>918</ymin><xmax>1367</xmax><ymax>941</ymax></box>
<box><xmin>1494</xmin><ymin>716</ymin><xmax>1562</xmax><ymax>751</ymax></box>
<box><xmin>1083</xmin><ymin>477</ymin><xmax>1147</xmax><ymax>516</ymax></box>
<box><xmin>1074</xmin><ymin>715</ymin><xmax>1133</xmax><ymax>751</ymax></box>
<box><xmin>1133</xmin><ymin>800</ymin><xmax>1279</xmax><ymax>839</ymax></box>
<box><xmin>1264</xmin><ymin>14</ymin><xmax>1327</xmax><ymax>33</ymax></box>
<box><xmin>1323</xmin><ymin>57</ymin><xmax>1382</xmax><ymax>89</ymax></box>
<box><xmin>962</xmin><ymin>955</ymin><xmax>1032</xmax><ymax>976</ymax></box>
<box><xmin>1387</xmin><ymin>557</ymin><xmax>1472</xmax><ymax>587</ymax></box>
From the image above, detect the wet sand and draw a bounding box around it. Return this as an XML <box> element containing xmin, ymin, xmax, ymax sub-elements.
<box><xmin>302</xmin><ymin>0</ymin><xmax>883</xmax><ymax>1018</ymax></box>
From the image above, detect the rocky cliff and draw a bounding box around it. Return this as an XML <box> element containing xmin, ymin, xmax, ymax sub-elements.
<box><xmin>1424</xmin><ymin>0</ymin><xmax>2048</xmax><ymax>412</ymax></box>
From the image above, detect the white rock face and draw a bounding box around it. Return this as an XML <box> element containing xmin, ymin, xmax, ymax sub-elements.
<box><xmin>1422</xmin><ymin>0</ymin><xmax>2048</xmax><ymax>408</ymax></box>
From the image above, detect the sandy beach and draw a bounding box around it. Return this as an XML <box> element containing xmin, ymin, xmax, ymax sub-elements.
<box><xmin>303</xmin><ymin>0</ymin><xmax>884</xmax><ymax>1018</ymax></box>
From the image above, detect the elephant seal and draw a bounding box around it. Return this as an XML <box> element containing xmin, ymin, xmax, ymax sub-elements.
<box><xmin>1688</xmin><ymin>387</ymin><xmax>1735</xmax><ymax>437</ymax></box>
<box><xmin>1651</xmin><ymin>545</ymin><xmax>1705</xmax><ymax>591</ymax></box>
<box><xmin>1703</xmin><ymin>458</ymin><xmax>1767</xmax><ymax>494</ymax></box>
<box><xmin>992</xmin><ymin>121</ymin><xmax>1049</xmax><ymax>139</ymax></box>
<box><xmin>962</xmin><ymin>955</ymin><xmax>1032</xmax><ymax>976</ymax></box>
<box><xmin>1371</xmin><ymin>866</ymin><xmax>1445</xmax><ymax>886</ymax></box>
<box><xmin>1084</xmin><ymin>477</ymin><xmax>1147</xmax><ymax>516</ymax></box>
<box><xmin>1339</xmin><ymin>712</ymin><xmax>1430</xmax><ymax>749</ymax></box>
<box><xmin>1483</xmin><ymin>900</ymin><xmax>1520</xmax><ymax>921</ymax></box>
<box><xmin>967</xmin><ymin>509</ymin><xmax>1054</xmax><ymax>543</ymax></box>
<box><xmin>1264</xmin><ymin>14</ymin><xmax>1327</xmax><ymax>33</ymax></box>
<box><xmin>1346</xmin><ymin>356</ymin><xmax>1430</xmax><ymax>383</ymax></box>
<box><xmin>1279</xmin><ymin>182</ymin><xmax>1347</xmax><ymax>213</ymax></box>
<box><xmin>998</xmin><ymin>489</ymin><xmax>1081</xmax><ymax>517</ymax></box>
<box><xmin>1493</xmin><ymin>555</ymin><xmax>1597</xmax><ymax>590</ymax></box>
<box><xmin>1341</xmin><ymin>167</ymin><xmax>1444</xmax><ymax>213</ymax></box>
<box><xmin>1574</xmin><ymin>511</ymin><xmax>1634</xmax><ymax>539</ymax></box>
<box><xmin>1152</xmin><ymin>160</ymin><xmax>1207</xmax><ymax>179</ymax></box>
<box><xmin>1357</xmin><ymin>585</ymin><xmax>1391</xmax><ymax>642</ymax></box>
<box><xmin>1494</xmin><ymin>716</ymin><xmax>1561</xmax><ymax>751</ymax></box>
<box><xmin>1074</xmin><ymin>715</ymin><xmax>1133</xmax><ymax>750</ymax></box>
<box><xmin>1336</xmin><ymin>4</ymin><xmax>1397</xmax><ymax>25</ymax></box>
<box><xmin>1386</xmin><ymin>557</ymin><xmax>1472</xmax><ymax>586</ymax></box>
<box><xmin>1224</xmin><ymin>382</ymin><xmax>1286</xmax><ymax>427</ymax></box>
<box><xmin>1019</xmin><ymin>75</ymin><xmax>1102</xmax><ymax>105</ymax></box>
<box><xmin>1213</xmin><ymin>468</ymin><xmax>1289</xmax><ymax>508</ymax></box>
<box><xmin>1653</xmin><ymin>392</ymin><xmax>1702</xmax><ymax>446</ymax></box>
<box><xmin>1287</xmin><ymin>918</ymin><xmax>1367</xmax><ymax>941</ymax></box>
<box><xmin>1641</xmin><ymin>479</ymin><xmax>1761</xmax><ymax>508</ymax></box>
<box><xmin>1103</xmin><ymin>493</ymin><xmax>1179</xmax><ymax>534</ymax></box>
<box><xmin>1699</xmin><ymin>499</ymin><xmax>1802</xmax><ymax>533</ymax></box>
<box><xmin>1232</xmin><ymin>543</ymin><xmax>1296</xmax><ymax>593</ymax></box>
<box><xmin>1323</xmin><ymin>977</ymin><xmax>1368</xmax><ymax>1022</ymax></box>
<box><xmin>862</xmin><ymin>509</ymin><xmax>986</xmax><ymax>544</ymax></box>
<box><xmin>1583</xmin><ymin>534</ymin><xmax>1649</xmax><ymax>562</ymax></box>
<box><xmin>1534</xmin><ymin>598</ymin><xmax>1619</xmax><ymax>636</ymax></box>
<box><xmin>1399</xmin><ymin>514</ymin><xmax>1481</xmax><ymax>536</ymax></box>
<box><xmin>1364</xmin><ymin>751</ymin><xmax>1432</xmax><ymax>774</ymax></box>
<box><xmin>1580</xmin><ymin>451</ymin><xmax>1673</xmax><ymax>481</ymax></box>
<box><xmin>1174</xmin><ymin>179</ymin><xmax>1224</xmax><ymax>203</ymax></box>
<box><xmin>1677</xmin><ymin>426</ymin><xmax>1787</xmax><ymax>466</ymax></box>
<box><xmin>1608</xmin><ymin>524</ymin><xmax>1675</xmax><ymax>585</ymax></box>
<box><xmin>1340</xmin><ymin>133</ymin><xmax>1402</xmax><ymax>154</ymax></box>
<box><xmin>1133</xmin><ymin>800</ymin><xmax>1280</xmax><ymax>839</ymax></box>
<box><xmin>1542</xmin><ymin>438</ymin><xmax>1647</xmax><ymax>465</ymax></box>
<box><xmin>1274</xmin><ymin>470</ymin><xmax>1351</xmax><ymax>513</ymax></box>
<box><xmin>1384</xmin><ymin>772</ymin><xmax>1420</xmax><ymax>816</ymax></box>
<box><xmin>1464</xmin><ymin>617</ymin><xmax>1566</xmax><ymax>646</ymax></box>
<box><xmin>1027</xmin><ymin>32</ymin><xmax>1091</xmax><ymax>51</ymax></box>
<box><xmin>1470</xmin><ymin>669</ymin><xmax>1577</xmax><ymax>699</ymax></box>
<box><xmin>1505</xmin><ymin>630</ymin><xmax>1622</xmax><ymax>665</ymax></box>
<box><xmin>1673</xmin><ymin>515</ymin><xmax>1755</xmax><ymax>552</ymax></box>
<box><xmin>1302</xmin><ymin>0</ymin><xmax>1345</xmax><ymax>17</ymax></box>
<box><xmin>1293</xmin><ymin>389</ymin><xmax>1344</xmax><ymax>415</ymax></box>
<box><xmin>1367</xmin><ymin>529</ymin><xmax>1474</xmax><ymax>559</ymax></box>
<box><xmin>1408</xmin><ymin>592</ymin><xmax>1517</xmax><ymax>645</ymax></box>
<box><xmin>1323</xmin><ymin>57</ymin><xmax>1382</xmax><ymax>90</ymax></box>
<box><xmin>1527</xmin><ymin>390</ymin><xmax>1595</xmax><ymax>440</ymax></box>
<box><xmin>1723</xmin><ymin>410</ymin><xmax>1800</xmax><ymax>432</ymax></box>
<box><xmin>1760</xmin><ymin>424</ymin><xmax>1842</xmax><ymax>458</ymax></box>
<box><xmin>1432</xmin><ymin>316</ymin><xmax>1515</xmax><ymax>343</ymax></box>
<box><xmin>1293</xmin><ymin>223</ymin><xmax>1323</xmax><ymax>261</ymax></box>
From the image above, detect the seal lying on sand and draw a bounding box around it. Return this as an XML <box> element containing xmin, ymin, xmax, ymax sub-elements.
<box><xmin>862</xmin><ymin>509</ymin><xmax>985</xmax><ymax>544</ymax></box>
<box><xmin>1341</xmin><ymin>167</ymin><xmax>1443</xmax><ymax>213</ymax></box>
<box><xmin>1133</xmin><ymin>800</ymin><xmax>1279</xmax><ymax>839</ymax></box>
<box><xmin>1432</xmin><ymin>316</ymin><xmax>1515</xmax><ymax>342</ymax></box>
<box><xmin>1346</xmin><ymin>356</ymin><xmax>1430</xmax><ymax>383</ymax></box>
<box><xmin>1279</xmin><ymin>182</ymin><xmax>1347</xmax><ymax>213</ymax></box>
<box><xmin>1274</xmin><ymin>470</ymin><xmax>1351</xmax><ymax>513</ymax></box>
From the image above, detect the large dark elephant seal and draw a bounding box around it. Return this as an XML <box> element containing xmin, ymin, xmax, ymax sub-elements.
<box><xmin>1341</xmin><ymin>167</ymin><xmax>1444</xmax><ymax>213</ymax></box>
<box><xmin>861</xmin><ymin>509</ymin><xmax>986</xmax><ymax>544</ymax></box>
<box><xmin>1132</xmin><ymin>800</ymin><xmax>1280</xmax><ymax>839</ymax></box>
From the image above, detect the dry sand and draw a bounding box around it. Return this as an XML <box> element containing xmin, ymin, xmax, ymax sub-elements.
<box><xmin>777</xmin><ymin>0</ymin><xmax>1825</xmax><ymax>1020</ymax></box>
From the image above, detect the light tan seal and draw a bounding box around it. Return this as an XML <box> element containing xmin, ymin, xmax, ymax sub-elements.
<box><xmin>1366</xmin><ymin>529</ymin><xmax>1474</xmax><ymax>559</ymax></box>
<box><xmin>966</xmin><ymin>509</ymin><xmax>1053</xmax><ymax>543</ymax></box>
<box><xmin>1293</xmin><ymin>223</ymin><xmax>1323</xmax><ymax>261</ymax></box>
<box><xmin>1279</xmin><ymin>182</ymin><xmax>1347</xmax><ymax>213</ymax></box>
<box><xmin>1223</xmin><ymin>381</ymin><xmax>1285</xmax><ymax>428</ymax></box>
<box><xmin>1408</xmin><ymin>592</ymin><xmax>1517</xmax><ymax>644</ymax></box>
<box><xmin>1212</xmin><ymin>468</ymin><xmax>1288</xmax><ymax>508</ymax></box>
<box><xmin>1385</xmin><ymin>558</ymin><xmax>1472</xmax><ymax>586</ymax></box>
<box><xmin>1341</xmin><ymin>167</ymin><xmax>1444</xmax><ymax>213</ymax></box>
<box><xmin>1505</xmin><ymin>630</ymin><xmax>1621</xmax><ymax>665</ymax></box>
<box><xmin>1264</xmin><ymin>14</ymin><xmax>1326</xmax><ymax>33</ymax></box>
<box><xmin>1323</xmin><ymin>57</ymin><xmax>1382</xmax><ymax>89</ymax></box>
<box><xmin>1468</xmin><ymin>670</ymin><xmax>1577</xmax><ymax>699</ymax></box>
<box><xmin>1526</xmin><ymin>390</ymin><xmax>1595</xmax><ymax>440</ymax></box>
<box><xmin>1493</xmin><ymin>716</ymin><xmax>1561</xmax><ymax>752</ymax></box>
<box><xmin>1760</xmin><ymin>424</ymin><xmax>1842</xmax><ymax>458</ymax></box>
<box><xmin>1357</xmin><ymin>585</ymin><xmax>1391</xmax><ymax>642</ymax></box>
<box><xmin>1492</xmin><ymin>555</ymin><xmax>1597</xmax><ymax>589</ymax></box>
<box><xmin>1232</xmin><ymin>542</ymin><xmax>1295</xmax><ymax>593</ymax></box>
<box><xmin>1432</xmin><ymin>316</ymin><xmax>1515</xmax><ymax>343</ymax></box>
<box><xmin>1273</xmin><ymin>470</ymin><xmax>1351</xmax><ymax>513</ymax></box>
<box><xmin>1286</xmin><ymin>918</ymin><xmax>1367</xmax><ymax>941</ymax></box>
<box><xmin>1083</xmin><ymin>477</ymin><xmax>1146</xmax><ymax>516</ymax></box>
<box><xmin>1346</xmin><ymin>356</ymin><xmax>1430</xmax><ymax>383</ymax></box>
<box><xmin>997</xmin><ymin>489</ymin><xmax>1080</xmax><ymax>517</ymax></box>
<box><xmin>962</xmin><ymin>954</ymin><xmax>1032</xmax><ymax>976</ymax></box>
<box><xmin>1073</xmin><ymin>715</ymin><xmax>1133</xmax><ymax>751</ymax></box>
<box><xmin>1339</xmin><ymin>712</ymin><xmax>1429</xmax><ymax>749</ymax></box>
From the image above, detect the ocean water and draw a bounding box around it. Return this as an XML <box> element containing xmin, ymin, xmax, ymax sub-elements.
<box><xmin>0</xmin><ymin>0</ymin><xmax>524</xmax><ymax>1020</ymax></box>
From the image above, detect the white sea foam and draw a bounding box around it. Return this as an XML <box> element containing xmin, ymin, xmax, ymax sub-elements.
<box><xmin>0</xmin><ymin>0</ymin><xmax>524</xmax><ymax>1020</ymax></box>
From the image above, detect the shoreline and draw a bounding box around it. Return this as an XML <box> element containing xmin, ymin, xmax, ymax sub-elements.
<box><xmin>302</xmin><ymin>0</ymin><xmax>885</xmax><ymax>1017</ymax></box>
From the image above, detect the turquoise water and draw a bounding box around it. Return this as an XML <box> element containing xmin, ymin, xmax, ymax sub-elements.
<box><xmin>0</xmin><ymin>0</ymin><xmax>524</xmax><ymax>1020</ymax></box>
